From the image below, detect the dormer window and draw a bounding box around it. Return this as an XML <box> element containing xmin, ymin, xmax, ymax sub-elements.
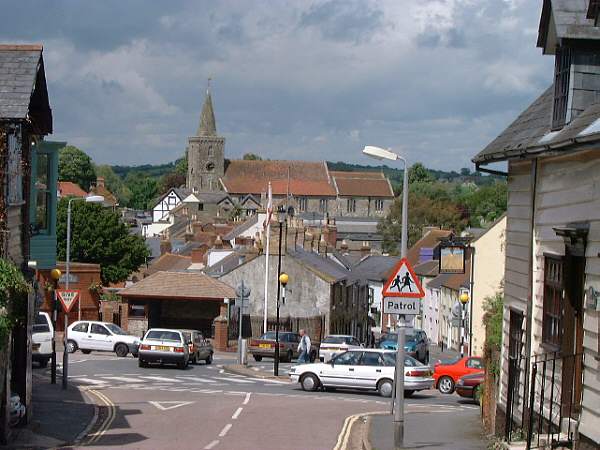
<box><xmin>552</xmin><ymin>46</ymin><xmax>572</xmax><ymax>130</ymax></box>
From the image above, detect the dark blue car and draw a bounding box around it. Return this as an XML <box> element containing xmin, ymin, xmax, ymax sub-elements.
<box><xmin>378</xmin><ymin>329</ymin><xmax>430</xmax><ymax>364</ymax></box>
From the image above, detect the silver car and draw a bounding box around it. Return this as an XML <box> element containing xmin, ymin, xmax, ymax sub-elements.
<box><xmin>138</xmin><ymin>328</ymin><xmax>189</xmax><ymax>369</ymax></box>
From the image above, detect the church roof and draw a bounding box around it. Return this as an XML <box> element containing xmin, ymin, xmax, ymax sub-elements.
<box><xmin>197</xmin><ymin>90</ymin><xmax>217</xmax><ymax>136</ymax></box>
<box><xmin>330</xmin><ymin>171</ymin><xmax>394</xmax><ymax>198</ymax></box>
<box><xmin>221</xmin><ymin>160</ymin><xmax>337</xmax><ymax>196</ymax></box>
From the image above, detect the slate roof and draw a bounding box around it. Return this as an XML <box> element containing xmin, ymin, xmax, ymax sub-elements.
<box><xmin>345</xmin><ymin>255</ymin><xmax>401</xmax><ymax>283</ymax></box>
<box><xmin>222</xmin><ymin>160</ymin><xmax>337</xmax><ymax>196</ymax></box>
<box><xmin>204</xmin><ymin>252</ymin><xmax>258</xmax><ymax>277</ymax></box>
<box><xmin>223</xmin><ymin>214</ymin><xmax>259</xmax><ymax>241</ymax></box>
<box><xmin>120</xmin><ymin>270</ymin><xmax>235</xmax><ymax>300</ymax></box>
<box><xmin>288</xmin><ymin>248</ymin><xmax>350</xmax><ymax>283</ymax></box>
<box><xmin>331</xmin><ymin>171</ymin><xmax>394</xmax><ymax>198</ymax></box>
<box><xmin>0</xmin><ymin>44</ymin><xmax>52</xmax><ymax>133</ymax></box>
<box><xmin>413</xmin><ymin>260</ymin><xmax>439</xmax><ymax>277</ymax></box>
<box><xmin>538</xmin><ymin>0</ymin><xmax>600</xmax><ymax>52</ymax></box>
<box><xmin>427</xmin><ymin>257</ymin><xmax>471</xmax><ymax>291</ymax></box>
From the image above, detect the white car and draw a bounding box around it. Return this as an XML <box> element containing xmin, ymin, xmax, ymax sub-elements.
<box><xmin>289</xmin><ymin>349</ymin><xmax>434</xmax><ymax>397</ymax></box>
<box><xmin>66</xmin><ymin>321</ymin><xmax>140</xmax><ymax>357</ymax></box>
<box><xmin>319</xmin><ymin>335</ymin><xmax>362</xmax><ymax>362</ymax></box>
<box><xmin>32</xmin><ymin>312</ymin><xmax>53</xmax><ymax>367</ymax></box>
<box><xmin>138</xmin><ymin>328</ymin><xmax>190</xmax><ymax>369</ymax></box>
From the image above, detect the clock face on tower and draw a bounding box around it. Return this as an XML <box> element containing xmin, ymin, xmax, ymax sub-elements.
<box><xmin>206</xmin><ymin>162</ymin><xmax>215</xmax><ymax>172</ymax></box>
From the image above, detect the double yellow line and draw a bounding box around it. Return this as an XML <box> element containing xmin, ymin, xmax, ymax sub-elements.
<box><xmin>333</xmin><ymin>411</ymin><xmax>387</xmax><ymax>450</ymax></box>
<box><xmin>83</xmin><ymin>389</ymin><xmax>116</xmax><ymax>446</ymax></box>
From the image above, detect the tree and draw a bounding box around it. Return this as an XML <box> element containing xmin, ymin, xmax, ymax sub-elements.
<box><xmin>160</xmin><ymin>171</ymin><xmax>186</xmax><ymax>194</ymax></box>
<box><xmin>58</xmin><ymin>145</ymin><xmax>97</xmax><ymax>191</ymax></box>
<box><xmin>125</xmin><ymin>173</ymin><xmax>159</xmax><ymax>210</ymax></box>
<box><xmin>458</xmin><ymin>182</ymin><xmax>507</xmax><ymax>227</ymax></box>
<box><xmin>175</xmin><ymin>156</ymin><xmax>187</xmax><ymax>175</ymax></box>
<box><xmin>243</xmin><ymin>153</ymin><xmax>262</xmax><ymax>160</ymax></box>
<box><xmin>95</xmin><ymin>164</ymin><xmax>131</xmax><ymax>206</ymax></box>
<box><xmin>57</xmin><ymin>199</ymin><xmax>149</xmax><ymax>285</ymax></box>
<box><xmin>408</xmin><ymin>162</ymin><xmax>433</xmax><ymax>184</ymax></box>
<box><xmin>378</xmin><ymin>192</ymin><xmax>467</xmax><ymax>254</ymax></box>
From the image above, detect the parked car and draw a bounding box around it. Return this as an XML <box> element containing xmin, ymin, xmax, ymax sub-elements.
<box><xmin>433</xmin><ymin>356</ymin><xmax>485</xmax><ymax>394</ymax></box>
<box><xmin>319</xmin><ymin>335</ymin><xmax>362</xmax><ymax>362</ymax></box>
<box><xmin>289</xmin><ymin>349</ymin><xmax>433</xmax><ymax>397</ymax></box>
<box><xmin>138</xmin><ymin>328</ymin><xmax>190</xmax><ymax>369</ymax></box>
<box><xmin>378</xmin><ymin>329</ymin><xmax>430</xmax><ymax>363</ymax></box>
<box><xmin>179</xmin><ymin>329</ymin><xmax>214</xmax><ymax>365</ymax></box>
<box><xmin>249</xmin><ymin>331</ymin><xmax>316</xmax><ymax>362</ymax></box>
<box><xmin>66</xmin><ymin>321</ymin><xmax>140</xmax><ymax>357</ymax></box>
<box><xmin>456</xmin><ymin>372</ymin><xmax>485</xmax><ymax>404</ymax></box>
<box><xmin>32</xmin><ymin>312</ymin><xmax>53</xmax><ymax>368</ymax></box>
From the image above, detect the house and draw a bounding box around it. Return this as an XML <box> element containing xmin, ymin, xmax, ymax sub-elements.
<box><xmin>472</xmin><ymin>2</ymin><xmax>600</xmax><ymax>447</ymax></box>
<box><xmin>0</xmin><ymin>44</ymin><xmax>55</xmax><ymax>442</ymax></box>
<box><xmin>89</xmin><ymin>176</ymin><xmax>118</xmax><ymax>209</ymax></box>
<box><xmin>186</xmin><ymin>88</ymin><xmax>395</xmax><ymax>219</ymax></box>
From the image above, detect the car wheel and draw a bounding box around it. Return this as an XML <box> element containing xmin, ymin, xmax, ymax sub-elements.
<box><xmin>138</xmin><ymin>359</ymin><xmax>148</xmax><ymax>368</ymax></box>
<box><xmin>114</xmin><ymin>343</ymin><xmax>128</xmax><ymax>358</ymax></box>
<box><xmin>81</xmin><ymin>349</ymin><xmax>92</xmax><ymax>355</ymax></box>
<box><xmin>404</xmin><ymin>390</ymin><xmax>415</xmax><ymax>398</ymax></box>
<box><xmin>438</xmin><ymin>376</ymin><xmax>455</xmax><ymax>394</ymax></box>
<box><xmin>286</xmin><ymin>350</ymin><xmax>293</xmax><ymax>363</ymax></box>
<box><xmin>66</xmin><ymin>340</ymin><xmax>77</xmax><ymax>354</ymax></box>
<box><xmin>378</xmin><ymin>379</ymin><xmax>394</xmax><ymax>398</ymax></box>
<box><xmin>473</xmin><ymin>385</ymin><xmax>482</xmax><ymax>405</ymax></box>
<box><xmin>300</xmin><ymin>373</ymin><xmax>320</xmax><ymax>392</ymax></box>
<box><xmin>253</xmin><ymin>355</ymin><xmax>262</xmax><ymax>362</ymax></box>
<box><xmin>205</xmin><ymin>353</ymin><xmax>213</xmax><ymax>365</ymax></box>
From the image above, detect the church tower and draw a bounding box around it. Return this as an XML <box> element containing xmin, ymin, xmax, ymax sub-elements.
<box><xmin>187</xmin><ymin>85</ymin><xmax>225</xmax><ymax>192</ymax></box>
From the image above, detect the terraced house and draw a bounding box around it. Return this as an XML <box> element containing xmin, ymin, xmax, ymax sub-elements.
<box><xmin>473</xmin><ymin>2</ymin><xmax>600</xmax><ymax>448</ymax></box>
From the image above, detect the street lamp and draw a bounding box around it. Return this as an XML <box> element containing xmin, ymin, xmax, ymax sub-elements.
<box><xmin>66</xmin><ymin>195</ymin><xmax>104</xmax><ymax>320</ymax></box>
<box><xmin>49</xmin><ymin>268</ymin><xmax>61</xmax><ymax>385</ymax></box>
<box><xmin>274</xmin><ymin>206</ymin><xmax>287</xmax><ymax>376</ymax></box>
<box><xmin>459</xmin><ymin>291</ymin><xmax>470</xmax><ymax>358</ymax></box>
<box><xmin>363</xmin><ymin>145</ymin><xmax>409</xmax><ymax>447</ymax></box>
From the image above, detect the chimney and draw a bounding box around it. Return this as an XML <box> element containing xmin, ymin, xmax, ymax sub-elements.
<box><xmin>96</xmin><ymin>176</ymin><xmax>105</xmax><ymax>188</ymax></box>
<box><xmin>318</xmin><ymin>234</ymin><xmax>327</xmax><ymax>254</ymax></box>
<box><xmin>160</xmin><ymin>239</ymin><xmax>172</xmax><ymax>255</ymax></box>
<box><xmin>323</xmin><ymin>223</ymin><xmax>337</xmax><ymax>247</ymax></box>
<box><xmin>191</xmin><ymin>248</ymin><xmax>205</xmax><ymax>264</ymax></box>
<box><xmin>360</xmin><ymin>241</ymin><xmax>371</xmax><ymax>257</ymax></box>
<box><xmin>340</xmin><ymin>239</ymin><xmax>349</xmax><ymax>251</ymax></box>
<box><xmin>214</xmin><ymin>235</ymin><xmax>223</xmax><ymax>249</ymax></box>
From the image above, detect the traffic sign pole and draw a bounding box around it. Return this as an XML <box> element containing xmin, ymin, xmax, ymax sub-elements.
<box><xmin>63</xmin><ymin>314</ymin><xmax>68</xmax><ymax>390</ymax></box>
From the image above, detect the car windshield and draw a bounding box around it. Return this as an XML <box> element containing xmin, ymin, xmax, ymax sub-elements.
<box><xmin>259</xmin><ymin>332</ymin><xmax>277</xmax><ymax>340</ymax></box>
<box><xmin>382</xmin><ymin>353</ymin><xmax>424</xmax><ymax>367</ymax></box>
<box><xmin>322</xmin><ymin>336</ymin><xmax>352</xmax><ymax>344</ymax></box>
<box><xmin>145</xmin><ymin>330</ymin><xmax>182</xmax><ymax>342</ymax></box>
<box><xmin>33</xmin><ymin>314</ymin><xmax>50</xmax><ymax>333</ymax></box>
<box><xmin>105</xmin><ymin>324</ymin><xmax>128</xmax><ymax>335</ymax></box>
<box><xmin>439</xmin><ymin>356</ymin><xmax>461</xmax><ymax>365</ymax></box>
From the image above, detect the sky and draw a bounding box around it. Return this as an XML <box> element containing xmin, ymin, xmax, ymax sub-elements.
<box><xmin>1</xmin><ymin>0</ymin><xmax>553</xmax><ymax>170</ymax></box>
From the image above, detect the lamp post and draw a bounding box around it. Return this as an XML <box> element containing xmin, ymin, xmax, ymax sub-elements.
<box><xmin>362</xmin><ymin>145</ymin><xmax>408</xmax><ymax>447</ymax></box>
<box><xmin>459</xmin><ymin>291</ymin><xmax>470</xmax><ymax>358</ymax></box>
<box><xmin>66</xmin><ymin>195</ymin><xmax>104</xmax><ymax>320</ymax></box>
<box><xmin>49</xmin><ymin>268</ymin><xmax>61</xmax><ymax>385</ymax></box>
<box><xmin>274</xmin><ymin>206</ymin><xmax>286</xmax><ymax>377</ymax></box>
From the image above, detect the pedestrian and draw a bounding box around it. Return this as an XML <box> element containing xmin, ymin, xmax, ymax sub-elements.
<box><xmin>297</xmin><ymin>329</ymin><xmax>311</xmax><ymax>363</ymax></box>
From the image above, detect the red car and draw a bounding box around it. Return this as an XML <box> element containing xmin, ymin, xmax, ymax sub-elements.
<box><xmin>455</xmin><ymin>372</ymin><xmax>485</xmax><ymax>403</ymax></box>
<box><xmin>433</xmin><ymin>356</ymin><xmax>484</xmax><ymax>394</ymax></box>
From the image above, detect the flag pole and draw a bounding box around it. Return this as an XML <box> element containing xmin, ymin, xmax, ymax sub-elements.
<box><xmin>263</xmin><ymin>182</ymin><xmax>272</xmax><ymax>333</ymax></box>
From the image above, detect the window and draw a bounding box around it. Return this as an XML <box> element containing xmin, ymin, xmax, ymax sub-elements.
<box><xmin>208</xmin><ymin>146</ymin><xmax>214</xmax><ymax>157</ymax></box>
<box><xmin>33</xmin><ymin>313</ymin><xmax>50</xmax><ymax>333</ymax></box>
<box><xmin>347</xmin><ymin>198</ymin><xmax>356</xmax><ymax>213</ymax></box>
<box><xmin>319</xmin><ymin>198</ymin><xmax>328</xmax><ymax>213</ymax></box>
<box><xmin>374</xmin><ymin>199</ymin><xmax>384</xmax><ymax>211</ymax></box>
<box><xmin>129</xmin><ymin>304</ymin><xmax>145</xmax><ymax>318</ymax></box>
<box><xmin>145</xmin><ymin>330</ymin><xmax>182</xmax><ymax>342</ymax></box>
<box><xmin>360</xmin><ymin>352</ymin><xmax>383</xmax><ymax>366</ymax></box>
<box><xmin>552</xmin><ymin>47</ymin><xmax>572</xmax><ymax>130</ymax></box>
<box><xmin>333</xmin><ymin>351</ymin><xmax>361</xmax><ymax>365</ymax></box>
<box><xmin>198</xmin><ymin>203</ymin><xmax>204</xmax><ymax>211</ymax></box>
<box><xmin>7</xmin><ymin>129</ymin><xmax>23</xmax><ymax>205</ymax></box>
<box><xmin>91</xmin><ymin>324</ymin><xmax>110</xmax><ymax>335</ymax></box>
<box><xmin>72</xmin><ymin>323</ymin><xmax>88</xmax><ymax>333</ymax></box>
<box><xmin>298</xmin><ymin>197</ymin><xmax>308</xmax><ymax>212</ymax></box>
<box><xmin>466</xmin><ymin>358</ymin><xmax>484</xmax><ymax>369</ymax></box>
<box><xmin>543</xmin><ymin>255</ymin><xmax>564</xmax><ymax>348</ymax></box>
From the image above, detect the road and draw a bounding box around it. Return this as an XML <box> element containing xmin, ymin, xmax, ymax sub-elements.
<box><xmin>42</xmin><ymin>351</ymin><xmax>482</xmax><ymax>450</ymax></box>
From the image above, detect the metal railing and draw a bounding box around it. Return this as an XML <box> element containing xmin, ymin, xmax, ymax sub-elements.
<box><xmin>505</xmin><ymin>351</ymin><xmax>584</xmax><ymax>449</ymax></box>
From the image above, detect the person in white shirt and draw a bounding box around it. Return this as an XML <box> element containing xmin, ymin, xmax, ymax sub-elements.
<box><xmin>297</xmin><ymin>329</ymin><xmax>311</xmax><ymax>363</ymax></box>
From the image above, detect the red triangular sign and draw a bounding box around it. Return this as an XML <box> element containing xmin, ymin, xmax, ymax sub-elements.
<box><xmin>56</xmin><ymin>289</ymin><xmax>80</xmax><ymax>313</ymax></box>
<box><xmin>382</xmin><ymin>258</ymin><xmax>425</xmax><ymax>298</ymax></box>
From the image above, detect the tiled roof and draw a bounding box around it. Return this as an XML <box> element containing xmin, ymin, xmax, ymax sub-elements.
<box><xmin>413</xmin><ymin>260</ymin><xmax>439</xmax><ymax>277</ymax></box>
<box><xmin>120</xmin><ymin>270</ymin><xmax>235</xmax><ymax>300</ymax></box>
<box><xmin>331</xmin><ymin>171</ymin><xmax>394</xmax><ymax>198</ymax></box>
<box><xmin>146</xmin><ymin>253</ymin><xmax>191</xmax><ymax>275</ymax></box>
<box><xmin>57</xmin><ymin>181</ymin><xmax>87</xmax><ymax>198</ymax></box>
<box><xmin>406</xmin><ymin>229</ymin><xmax>453</xmax><ymax>267</ymax></box>
<box><xmin>0</xmin><ymin>44</ymin><xmax>52</xmax><ymax>133</ymax></box>
<box><xmin>90</xmin><ymin>184</ymin><xmax>118</xmax><ymax>206</ymax></box>
<box><xmin>222</xmin><ymin>160</ymin><xmax>337</xmax><ymax>196</ymax></box>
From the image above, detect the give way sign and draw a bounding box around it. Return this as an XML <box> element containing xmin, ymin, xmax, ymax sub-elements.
<box><xmin>56</xmin><ymin>289</ymin><xmax>80</xmax><ymax>313</ymax></box>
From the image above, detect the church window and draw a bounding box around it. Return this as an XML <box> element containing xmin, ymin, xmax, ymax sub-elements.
<box><xmin>347</xmin><ymin>198</ymin><xmax>356</xmax><ymax>213</ymax></box>
<box><xmin>375</xmin><ymin>199</ymin><xmax>384</xmax><ymax>211</ymax></box>
<box><xmin>319</xmin><ymin>198</ymin><xmax>328</xmax><ymax>213</ymax></box>
<box><xmin>208</xmin><ymin>146</ymin><xmax>214</xmax><ymax>157</ymax></box>
<box><xmin>298</xmin><ymin>197</ymin><xmax>308</xmax><ymax>212</ymax></box>
<box><xmin>552</xmin><ymin>46</ymin><xmax>572</xmax><ymax>130</ymax></box>
<box><xmin>206</xmin><ymin>162</ymin><xmax>215</xmax><ymax>172</ymax></box>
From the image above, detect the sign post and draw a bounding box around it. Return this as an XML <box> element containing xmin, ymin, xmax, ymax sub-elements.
<box><xmin>235</xmin><ymin>281</ymin><xmax>250</xmax><ymax>365</ymax></box>
<box><xmin>382</xmin><ymin>258</ymin><xmax>425</xmax><ymax>445</ymax></box>
<box><xmin>56</xmin><ymin>289</ymin><xmax>80</xmax><ymax>390</ymax></box>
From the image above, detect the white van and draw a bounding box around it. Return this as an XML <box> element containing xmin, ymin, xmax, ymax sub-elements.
<box><xmin>32</xmin><ymin>312</ymin><xmax>53</xmax><ymax>367</ymax></box>
<box><xmin>66</xmin><ymin>320</ymin><xmax>140</xmax><ymax>357</ymax></box>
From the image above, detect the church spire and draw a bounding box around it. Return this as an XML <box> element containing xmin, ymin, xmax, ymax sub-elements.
<box><xmin>197</xmin><ymin>78</ymin><xmax>217</xmax><ymax>136</ymax></box>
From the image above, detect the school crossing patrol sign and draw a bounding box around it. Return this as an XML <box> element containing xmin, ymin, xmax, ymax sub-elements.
<box><xmin>382</xmin><ymin>258</ymin><xmax>425</xmax><ymax>315</ymax></box>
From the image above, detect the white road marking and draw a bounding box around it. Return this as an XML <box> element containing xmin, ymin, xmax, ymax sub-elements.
<box><xmin>243</xmin><ymin>393</ymin><xmax>251</xmax><ymax>405</ymax></box>
<box><xmin>212</xmin><ymin>377</ymin><xmax>254</xmax><ymax>384</ymax></box>
<box><xmin>177</xmin><ymin>376</ymin><xmax>217</xmax><ymax>383</ymax></box>
<box><xmin>204</xmin><ymin>440</ymin><xmax>219</xmax><ymax>449</ymax></box>
<box><xmin>148</xmin><ymin>401</ymin><xmax>195</xmax><ymax>411</ymax></box>
<box><xmin>232</xmin><ymin>407</ymin><xmax>243</xmax><ymax>420</ymax></box>
<box><xmin>102</xmin><ymin>376</ymin><xmax>145</xmax><ymax>383</ymax></box>
<box><xmin>219</xmin><ymin>424</ymin><xmax>232</xmax><ymax>437</ymax></box>
<box><xmin>73</xmin><ymin>378</ymin><xmax>109</xmax><ymax>385</ymax></box>
<box><xmin>247</xmin><ymin>377</ymin><xmax>289</xmax><ymax>384</ymax></box>
<box><xmin>142</xmin><ymin>376</ymin><xmax>183</xmax><ymax>383</ymax></box>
